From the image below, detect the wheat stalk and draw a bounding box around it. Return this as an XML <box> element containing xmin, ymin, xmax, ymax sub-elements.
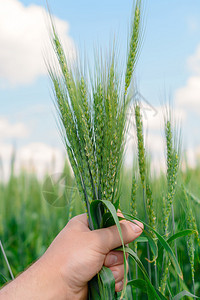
<box><xmin>47</xmin><ymin>2</ymin><xmax>143</xmax><ymax>298</ymax></box>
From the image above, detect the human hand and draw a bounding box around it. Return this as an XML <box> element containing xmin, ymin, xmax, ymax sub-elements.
<box><xmin>0</xmin><ymin>213</ymin><xmax>143</xmax><ymax>300</ymax></box>
<box><xmin>43</xmin><ymin>213</ymin><xmax>143</xmax><ymax>299</ymax></box>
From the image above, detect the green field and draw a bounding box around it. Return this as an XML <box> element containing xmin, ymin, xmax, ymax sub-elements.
<box><xmin>1</xmin><ymin>158</ymin><xmax>200</xmax><ymax>298</ymax></box>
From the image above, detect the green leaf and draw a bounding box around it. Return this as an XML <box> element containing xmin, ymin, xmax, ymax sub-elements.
<box><xmin>135</xmin><ymin>236</ymin><xmax>148</xmax><ymax>242</ymax></box>
<box><xmin>113</xmin><ymin>197</ymin><xmax>120</xmax><ymax>211</ymax></box>
<box><xmin>0</xmin><ymin>272</ymin><xmax>8</xmax><ymax>285</ymax></box>
<box><xmin>169</xmin><ymin>265</ymin><xmax>195</xmax><ymax>299</ymax></box>
<box><xmin>90</xmin><ymin>200</ymin><xmax>127</xmax><ymax>299</ymax></box>
<box><xmin>167</xmin><ymin>229</ymin><xmax>196</xmax><ymax>244</ymax></box>
<box><xmin>101</xmin><ymin>212</ymin><xmax>115</xmax><ymax>228</ymax></box>
<box><xmin>155</xmin><ymin>289</ymin><xmax>168</xmax><ymax>300</ymax></box>
<box><xmin>143</xmin><ymin>229</ymin><xmax>158</xmax><ymax>262</ymax></box>
<box><xmin>90</xmin><ymin>200</ymin><xmax>105</xmax><ymax>230</ymax></box>
<box><xmin>166</xmin><ymin>278</ymin><xmax>173</xmax><ymax>298</ymax></box>
<box><xmin>116</xmin><ymin>246</ymin><xmax>162</xmax><ymax>300</ymax></box>
<box><xmin>158</xmin><ymin>229</ymin><xmax>196</xmax><ymax>259</ymax></box>
<box><xmin>88</xmin><ymin>276</ymin><xmax>101</xmax><ymax>300</ymax></box>
<box><xmin>101</xmin><ymin>200</ymin><xmax>127</xmax><ymax>299</ymax></box>
<box><xmin>127</xmin><ymin>279</ymin><xmax>147</xmax><ymax>292</ymax></box>
<box><xmin>135</xmin><ymin>236</ymin><xmax>158</xmax><ymax>243</ymax></box>
<box><xmin>122</xmin><ymin>212</ymin><xmax>183</xmax><ymax>280</ymax></box>
<box><xmin>183</xmin><ymin>187</ymin><xmax>200</xmax><ymax>205</ymax></box>
<box><xmin>173</xmin><ymin>291</ymin><xmax>200</xmax><ymax>300</ymax></box>
<box><xmin>98</xmin><ymin>266</ymin><xmax>116</xmax><ymax>300</ymax></box>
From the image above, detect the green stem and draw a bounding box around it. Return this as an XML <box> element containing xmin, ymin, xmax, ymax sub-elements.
<box><xmin>193</xmin><ymin>277</ymin><xmax>195</xmax><ymax>297</ymax></box>
<box><xmin>154</xmin><ymin>262</ymin><xmax>158</xmax><ymax>289</ymax></box>
<box><xmin>135</xmin><ymin>262</ymin><xmax>138</xmax><ymax>300</ymax></box>
<box><xmin>171</xmin><ymin>204</ymin><xmax>179</xmax><ymax>292</ymax></box>
<box><xmin>143</xmin><ymin>187</ymin><xmax>151</xmax><ymax>281</ymax></box>
<box><xmin>0</xmin><ymin>240</ymin><xmax>14</xmax><ymax>280</ymax></box>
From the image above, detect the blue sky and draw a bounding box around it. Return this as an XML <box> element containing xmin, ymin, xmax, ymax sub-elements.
<box><xmin>0</xmin><ymin>0</ymin><xmax>200</xmax><ymax>177</ymax></box>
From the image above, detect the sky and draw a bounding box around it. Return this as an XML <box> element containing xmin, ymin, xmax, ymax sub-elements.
<box><xmin>0</xmin><ymin>0</ymin><xmax>200</xmax><ymax>179</ymax></box>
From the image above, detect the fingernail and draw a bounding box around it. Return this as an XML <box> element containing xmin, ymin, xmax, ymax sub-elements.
<box><xmin>130</xmin><ymin>220</ymin><xmax>143</xmax><ymax>233</ymax></box>
<box><xmin>107</xmin><ymin>254</ymin><xmax>117</xmax><ymax>265</ymax></box>
<box><xmin>112</xmin><ymin>271</ymin><xmax>118</xmax><ymax>280</ymax></box>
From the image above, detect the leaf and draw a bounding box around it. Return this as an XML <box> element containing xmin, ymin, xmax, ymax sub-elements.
<box><xmin>113</xmin><ymin>197</ymin><xmax>120</xmax><ymax>211</ymax></box>
<box><xmin>158</xmin><ymin>229</ymin><xmax>196</xmax><ymax>259</ymax></box>
<box><xmin>101</xmin><ymin>200</ymin><xmax>127</xmax><ymax>300</ymax></box>
<box><xmin>0</xmin><ymin>272</ymin><xmax>8</xmax><ymax>284</ymax></box>
<box><xmin>183</xmin><ymin>187</ymin><xmax>200</xmax><ymax>205</ymax></box>
<box><xmin>155</xmin><ymin>289</ymin><xmax>168</xmax><ymax>300</ymax></box>
<box><xmin>90</xmin><ymin>200</ymin><xmax>127</xmax><ymax>300</ymax></box>
<box><xmin>98</xmin><ymin>266</ymin><xmax>116</xmax><ymax>300</ymax></box>
<box><xmin>90</xmin><ymin>200</ymin><xmax>105</xmax><ymax>230</ymax></box>
<box><xmin>127</xmin><ymin>279</ymin><xmax>147</xmax><ymax>292</ymax></box>
<box><xmin>166</xmin><ymin>278</ymin><xmax>173</xmax><ymax>298</ymax></box>
<box><xmin>88</xmin><ymin>276</ymin><xmax>101</xmax><ymax>300</ymax></box>
<box><xmin>173</xmin><ymin>291</ymin><xmax>200</xmax><ymax>300</ymax></box>
<box><xmin>116</xmin><ymin>246</ymin><xmax>162</xmax><ymax>300</ymax></box>
<box><xmin>169</xmin><ymin>265</ymin><xmax>195</xmax><ymax>299</ymax></box>
<box><xmin>167</xmin><ymin>229</ymin><xmax>196</xmax><ymax>244</ymax></box>
<box><xmin>122</xmin><ymin>212</ymin><xmax>183</xmax><ymax>280</ymax></box>
<box><xmin>101</xmin><ymin>212</ymin><xmax>115</xmax><ymax>228</ymax></box>
<box><xmin>135</xmin><ymin>236</ymin><xmax>158</xmax><ymax>243</ymax></box>
<box><xmin>143</xmin><ymin>229</ymin><xmax>158</xmax><ymax>262</ymax></box>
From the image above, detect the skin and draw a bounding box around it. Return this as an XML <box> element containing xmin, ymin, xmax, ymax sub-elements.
<box><xmin>0</xmin><ymin>213</ymin><xmax>143</xmax><ymax>300</ymax></box>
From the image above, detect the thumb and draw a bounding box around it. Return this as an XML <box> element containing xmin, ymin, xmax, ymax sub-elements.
<box><xmin>92</xmin><ymin>219</ymin><xmax>143</xmax><ymax>253</ymax></box>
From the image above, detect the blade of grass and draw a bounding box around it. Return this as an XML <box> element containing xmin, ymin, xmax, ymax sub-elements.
<box><xmin>0</xmin><ymin>240</ymin><xmax>14</xmax><ymax>280</ymax></box>
<box><xmin>158</xmin><ymin>229</ymin><xmax>196</xmax><ymax>259</ymax></box>
<box><xmin>173</xmin><ymin>291</ymin><xmax>200</xmax><ymax>300</ymax></box>
<box><xmin>91</xmin><ymin>200</ymin><xmax>127</xmax><ymax>300</ymax></box>
<box><xmin>116</xmin><ymin>246</ymin><xmax>165</xmax><ymax>300</ymax></box>
<box><xmin>122</xmin><ymin>212</ymin><xmax>183</xmax><ymax>280</ymax></box>
<box><xmin>98</xmin><ymin>266</ymin><xmax>116</xmax><ymax>300</ymax></box>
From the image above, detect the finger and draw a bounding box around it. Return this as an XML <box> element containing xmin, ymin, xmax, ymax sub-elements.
<box><xmin>92</xmin><ymin>219</ymin><xmax>143</xmax><ymax>253</ymax></box>
<box><xmin>110</xmin><ymin>261</ymin><xmax>129</xmax><ymax>283</ymax></box>
<box><xmin>66</xmin><ymin>213</ymin><xmax>90</xmax><ymax>231</ymax></box>
<box><xmin>104</xmin><ymin>251</ymin><xmax>124</xmax><ymax>267</ymax></box>
<box><xmin>115</xmin><ymin>280</ymin><xmax>124</xmax><ymax>292</ymax></box>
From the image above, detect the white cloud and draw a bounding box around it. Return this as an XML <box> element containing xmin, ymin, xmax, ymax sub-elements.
<box><xmin>0</xmin><ymin>141</ymin><xmax>65</xmax><ymax>181</ymax></box>
<box><xmin>182</xmin><ymin>146</ymin><xmax>200</xmax><ymax>170</ymax></box>
<box><xmin>125</xmin><ymin>103</ymin><xmax>186</xmax><ymax>174</ymax></box>
<box><xmin>127</xmin><ymin>103</ymin><xmax>185</xmax><ymax>139</ymax></box>
<box><xmin>175</xmin><ymin>76</ymin><xmax>200</xmax><ymax>114</ymax></box>
<box><xmin>0</xmin><ymin>0</ymin><xmax>76</xmax><ymax>86</ymax></box>
<box><xmin>16</xmin><ymin>142</ymin><xmax>64</xmax><ymax>176</ymax></box>
<box><xmin>0</xmin><ymin>143</ymin><xmax>13</xmax><ymax>161</ymax></box>
<box><xmin>174</xmin><ymin>43</ymin><xmax>200</xmax><ymax>114</ymax></box>
<box><xmin>0</xmin><ymin>117</ymin><xmax>29</xmax><ymax>139</ymax></box>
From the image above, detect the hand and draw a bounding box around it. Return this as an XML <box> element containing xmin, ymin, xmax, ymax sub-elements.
<box><xmin>43</xmin><ymin>213</ymin><xmax>143</xmax><ymax>299</ymax></box>
<box><xmin>0</xmin><ymin>213</ymin><xmax>143</xmax><ymax>300</ymax></box>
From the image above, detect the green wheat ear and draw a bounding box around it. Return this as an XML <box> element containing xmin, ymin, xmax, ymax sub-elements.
<box><xmin>164</xmin><ymin>119</ymin><xmax>180</xmax><ymax>236</ymax></box>
<box><xmin>146</xmin><ymin>183</ymin><xmax>156</xmax><ymax>239</ymax></box>
<box><xmin>130</xmin><ymin>175</ymin><xmax>138</xmax><ymax>217</ymax></box>
<box><xmin>135</xmin><ymin>104</ymin><xmax>146</xmax><ymax>188</ymax></box>
<box><xmin>159</xmin><ymin>257</ymin><xmax>171</xmax><ymax>294</ymax></box>
<box><xmin>125</xmin><ymin>0</ymin><xmax>143</xmax><ymax>95</ymax></box>
<box><xmin>160</xmin><ymin>112</ymin><xmax>181</xmax><ymax>294</ymax></box>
